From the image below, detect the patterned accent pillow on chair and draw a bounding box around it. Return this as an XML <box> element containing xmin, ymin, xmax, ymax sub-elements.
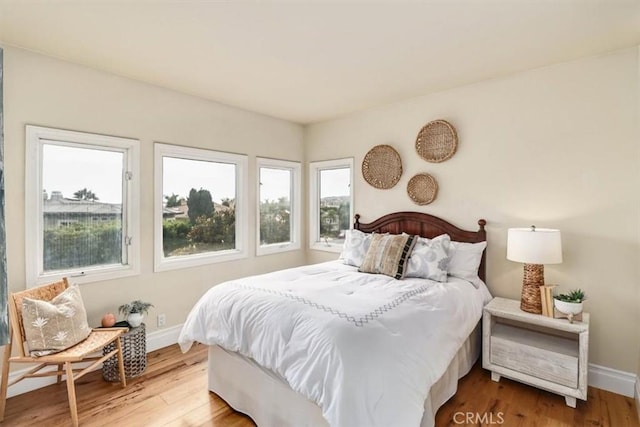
<box><xmin>405</xmin><ymin>234</ymin><xmax>451</xmax><ymax>282</ymax></box>
<box><xmin>21</xmin><ymin>285</ymin><xmax>92</xmax><ymax>356</ymax></box>
<box><xmin>359</xmin><ymin>233</ymin><xmax>417</xmax><ymax>279</ymax></box>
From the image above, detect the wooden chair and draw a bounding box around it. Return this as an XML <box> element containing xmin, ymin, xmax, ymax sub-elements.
<box><xmin>0</xmin><ymin>278</ymin><xmax>127</xmax><ymax>426</ymax></box>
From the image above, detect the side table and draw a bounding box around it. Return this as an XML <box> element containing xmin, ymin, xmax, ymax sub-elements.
<box><xmin>483</xmin><ymin>298</ymin><xmax>589</xmax><ymax>407</ymax></box>
<box><xmin>103</xmin><ymin>323</ymin><xmax>147</xmax><ymax>381</ymax></box>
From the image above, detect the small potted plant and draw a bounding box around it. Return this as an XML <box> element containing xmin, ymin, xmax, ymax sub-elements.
<box><xmin>553</xmin><ymin>289</ymin><xmax>586</xmax><ymax>323</ymax></box>
<box><xmin>119</xmin><ymin>300</ymin><xmax>154</xmax><ymax>328</ymax></box>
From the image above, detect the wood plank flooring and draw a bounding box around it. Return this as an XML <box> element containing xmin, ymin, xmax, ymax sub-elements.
<box><xmin>2</xmin><ymin>343</ymin><xmax>638</xmax><ymax>426</ymax></box>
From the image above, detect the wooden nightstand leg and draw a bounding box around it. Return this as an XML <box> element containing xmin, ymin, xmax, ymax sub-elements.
<box><xmin>491</xmin><ymin>372</ymin><xmax>501</xmax><ymax>382</ymax></box>
<box><xmin>565</xmin><ymin>396</ymin><xmax>576</xmax><ymax>408</ymax></box>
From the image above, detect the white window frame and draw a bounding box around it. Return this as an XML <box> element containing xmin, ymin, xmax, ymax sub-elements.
<box><xmin>308</xmin><ymin>158</ymin><xmax>354</xmax><ymax>253</ymax></box>
<box><xmin>25</xmin><ymin>125</ymin><xmax>140</xmax><ymax>287</ymax></box>
<box><xmin>256</xmin><ymin>158</ymin><xmax>301</xmax><ymax>256</ymax></box>
<box><xmin>154</xmin><ymin>143</ymin><xmax>248</xmax><ymax>272</ymax></box>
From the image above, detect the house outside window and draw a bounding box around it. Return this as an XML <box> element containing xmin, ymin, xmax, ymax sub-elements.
<box><xmin>154</xmin><ymin>143</ymin><xmax>248</xmax><ymax>271</ymax></box>
<box><xmin>26</xmin><ymin>126</ymin><xmax>140</xmax><ymax>286</ymax></box>
<box><xmin>309</xmin><ymin>158</ymin><xmax>354</xmax><ymax>253</ymax></box>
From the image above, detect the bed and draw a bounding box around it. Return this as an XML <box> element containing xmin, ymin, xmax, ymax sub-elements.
<box><xmin>179</xmin><ymin>211</ymin><xmax>490</xmax><ymax>427</ymax></box>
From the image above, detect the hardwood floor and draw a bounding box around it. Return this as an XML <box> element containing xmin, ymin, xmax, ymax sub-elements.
<box><xmin>2</xmin><ymin>343</ymin><xmax>638</xmax><ymax>426</ymax></box>
<box><xmin>436</xmin><ymin>365</ymin><xmax>639</xmax><ymax>427</ymax></box>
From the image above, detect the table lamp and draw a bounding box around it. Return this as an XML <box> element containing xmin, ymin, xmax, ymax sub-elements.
<box><xmin>507</xmin><ymin>226</ymin><xmax>562</xmax><ymax>314</ymax></box>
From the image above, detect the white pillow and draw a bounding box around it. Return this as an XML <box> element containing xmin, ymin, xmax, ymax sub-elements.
<box><xmin>448</xmin><ymin>240</ymin><xmax>487</xmax><ymax>288</ymax></box>
<box><xmin>406</xmin><ymin>234</ymin><xmax>451</xmax><ymax>282</ymax></box>
<box><xmin>339</xmin><ymin>229</ymin><xmax>372</xmax><ymax>267</ymax></box>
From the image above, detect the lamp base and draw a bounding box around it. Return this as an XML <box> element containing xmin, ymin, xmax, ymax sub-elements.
<box><xmin>520</xmin><ymin>263</ymin><xmax>544</xmax><ymax>314</ymax></box>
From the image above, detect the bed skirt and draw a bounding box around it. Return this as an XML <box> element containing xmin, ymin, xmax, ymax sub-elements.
<box><xmin>207</xmin><ymin>322</ymin><xmax>481</xmax><ymax>427</ymax></box>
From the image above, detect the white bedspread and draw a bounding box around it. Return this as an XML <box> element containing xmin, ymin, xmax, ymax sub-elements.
<box><xmin>179</xmin><ymin>261</ymin><xmax>492</xmax><ymax>427</ymax></box>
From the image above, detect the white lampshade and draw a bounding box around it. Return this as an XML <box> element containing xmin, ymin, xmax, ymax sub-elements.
<box><xmin>507</xmin><ymin>227</ymin><xmax>562</xmax><ymax>265</ymax></box>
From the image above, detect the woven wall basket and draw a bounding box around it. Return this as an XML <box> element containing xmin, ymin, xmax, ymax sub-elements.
<box><xmin>415</xmin><ymin>120</ymin><xmax>458</xmax><ymax>163</ymax></box>
<box><xmin>407</xmin><ymin>173</ymin><xmax>438</xmax><ymax>205</ymax></box>
<box><xmin>362</xmin><ymin>144</ymin><xmax>402</xmax><ymax>189</ymax></box>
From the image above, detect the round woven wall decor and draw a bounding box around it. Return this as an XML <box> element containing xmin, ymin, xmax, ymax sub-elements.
<box><xmin>407</xmin><ymin>173</ymin><xmax>438</xmax><ymax>205</ymax></box>
<box><xmin>415</xmin><ymin>120</ymin><xmax>458</xmax><ymax>163</ymax></box>
<box><xmin>362</xmin><ymin>144</ymin><xmax>403</xmax><ymax>189</ymax></box>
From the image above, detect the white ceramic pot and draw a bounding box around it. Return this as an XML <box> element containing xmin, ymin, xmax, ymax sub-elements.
<box><xmin>553</xmin><ymin>299</ymin><xmax>583</xmax><ymax>315</ymax></box>
<box><xmin>127</xmin><ymin>312</ymin><xmax>143</xmax><ymax>328</ymax></box>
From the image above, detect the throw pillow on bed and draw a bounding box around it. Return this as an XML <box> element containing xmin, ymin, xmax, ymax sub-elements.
<box><xmin>405</xmin><ymin>234</ymin><xmax>451</xmax><ymax>282</ymax></box>
<box><xmin>21</xmin><ymin>285</ymin><xmax>92</xmax><ymax>357</ymax></box>
<box><xmin>448</xmin><ymin>240</ymin><xmax>487</xmax><ymax>288</ymax></box>
<box><xmin>340</xmin><ymin>229</ymin><xmax>372</xmax><ymax>267</ymax></box>
<box><xmin>359</xmin><ymin>233</ymin><xmax>417</xmax><ymax>279</ymax></box>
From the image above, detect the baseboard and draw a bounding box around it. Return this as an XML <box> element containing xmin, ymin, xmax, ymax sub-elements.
<box><xmin>635</xmin><ymin>375</ymin><xmax>640</xmax><ymax>421</ymax></box>
<box><xmin>5</xmin><ymin>323</ymin><xmax>184</xmax><ymax>398</ymax></box>
<box><xmin>146</xmin><ymin>323</ymin><xmax>183</xmax><ymax>353</ymax></box>
<box><xmin>588</xmin><ymin>363</ymin><xmax>636</xmax><ymax>398</ymax></box>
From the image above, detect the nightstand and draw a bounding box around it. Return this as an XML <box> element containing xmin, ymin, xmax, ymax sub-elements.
<box><xmin>482</xmin><ymin>297</ymin><xmax>589</xmax><ymax>408</ymax></box>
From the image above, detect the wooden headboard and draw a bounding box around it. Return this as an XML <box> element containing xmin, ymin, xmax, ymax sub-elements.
<box><xmin>354</xmin><ymin>211</ymin><xmax>487</xmax><ymax>282</ymax></box>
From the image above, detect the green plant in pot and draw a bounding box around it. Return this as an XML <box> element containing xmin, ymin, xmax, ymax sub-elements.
<box><xmin>553</xmin><ymin>289</ymin><xmax>585</xmax><ymax>323</ymax></box>
<box><xmin>119</xmin><ymin>300</ymin><xmax>153</xmax><ymax>328</ymax></box>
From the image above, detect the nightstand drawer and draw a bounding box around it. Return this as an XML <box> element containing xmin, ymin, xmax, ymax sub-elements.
<box><xmin>490</xmin><ymin>323</ymin><xmax>578</xmax><ymax>388</ymax></box>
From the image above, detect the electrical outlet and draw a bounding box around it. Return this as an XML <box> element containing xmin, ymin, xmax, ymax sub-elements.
<box><xmin>157</xmin><ymin>314</ymin><xmax>166</xmax><ymax>327</ymax></box>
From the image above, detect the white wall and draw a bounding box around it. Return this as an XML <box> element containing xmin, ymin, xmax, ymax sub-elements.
<box><xmin>2</xmin><ymin>46</ymin><xmax>305</xmax><ymax>338</ymax></box>
<box><xmin>305</xmin><ymin>47</ymin><xmax>640</xmax><ymax>373</ymax></box>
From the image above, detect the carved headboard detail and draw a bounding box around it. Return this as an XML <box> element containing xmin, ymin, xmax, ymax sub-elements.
<box><xmin>354</xmin><ymin>211</ymin><xmax>487</xmax><ymax>282</ymax></box>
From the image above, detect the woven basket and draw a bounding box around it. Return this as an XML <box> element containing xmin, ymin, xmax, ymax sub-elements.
<box><xmin>415</xmin><ymin>120</ymin><xmax>458</xmax><ymax>163</ymax></box>
<box><xmin>102</xmin><ymin>323</ymin><xmax>147</xmax><ymax>381</ymax></box>
<box><xmin>362</xmin><ymin>144</ymin><xmax>402</xmax><ymax>189</ymax></box>
<box><xmin>407</xmin><ymin>173</ymin><xmax>438</xmax><ymax>205</ymax></box>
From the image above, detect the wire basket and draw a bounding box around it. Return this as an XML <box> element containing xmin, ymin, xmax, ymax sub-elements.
<box><xmin>102</xmin><ymin>323</ymin><xmax>147</xmax><ymax>381</ymax></box>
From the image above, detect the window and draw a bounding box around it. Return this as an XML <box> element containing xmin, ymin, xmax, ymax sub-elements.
<box><xmin>256</xmin><ymin>158</ymin><xmax>301</xmax><ymax>256</ymax></box>
<box><xmin>26</xmin><ymin>126</ymin><xmax>140</xmax><ymax>286</ymax></box>
<box><xmin>154</xmin><ymin>143</ymin><xmax>248</xmax><ymax>271</ymax></box>
<box><xmin>309</xmin><ymin>158</ymin><xmax>354</xmax><ymax>252</ymax></box>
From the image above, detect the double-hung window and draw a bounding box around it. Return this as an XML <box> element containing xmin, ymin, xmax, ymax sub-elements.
<box><xmin>256</xmin><ymin>158</ymin><xmax>301</xmax><ymax>256</ymax></box>
<box><xmin>309</xmin><ymin>158</ymin><xmax>354</xmax><ymax>252</ymax></box>
<box><xmin>154</xmin><ymin>143</ymin><xmax>248</xmax><ymax>271</ymax></box>
<box><xmin>26</xmin><ymin>126</ymin><xmax>140</xmax><ymax>286</ymax></box>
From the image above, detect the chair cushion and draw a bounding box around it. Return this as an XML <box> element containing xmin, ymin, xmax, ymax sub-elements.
<box><xmin>21</xmin><ymin>285</ymin><xmax>92</xmax><ymax>357</ymax></box>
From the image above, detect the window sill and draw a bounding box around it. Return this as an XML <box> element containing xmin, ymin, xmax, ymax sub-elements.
<box><xmin>31</xmin><ymin>264</ymin><xmax>139</xmax><ymax>288</ymax></box>
<box><xmin>154</xmin><ymin>249</ymin><xmax>248</xmax><ymax>272</ymax></box>
<box><xmin>256</xmin><ymin>242</ymin><xmax>301</xmax><ymax>257</ymax></box>
<box><xmin>309</xmin><ymin>242</ymin><xmax>342</xmax><ymax>253</ymax></box>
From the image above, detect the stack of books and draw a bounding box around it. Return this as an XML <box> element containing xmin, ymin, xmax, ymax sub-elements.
<box><xmin>539</xmin><ymin>285</ymin><xmax>557</xmax><ymax>317</ymax></box>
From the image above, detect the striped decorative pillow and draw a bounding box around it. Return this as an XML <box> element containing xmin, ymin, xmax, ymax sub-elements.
<box><xmin>359</xmin><ymin>233</ymin><xmax>417</xmax><ymax>279</ymax></box>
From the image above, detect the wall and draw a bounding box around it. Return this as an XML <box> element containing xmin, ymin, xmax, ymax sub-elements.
<box><xmin>2</xmin><ymin>46</ymin><xmax>305</xmax><ymax>339</ymax></box>
<box><xmin>2</xmin><ymin>42</ymin><xmax>639</xmax><ymax>387</ymax></box>
<box><xmin>305</xmin><ymin>48</ymin><xmax>640</xmax><ymax>374</ymax></box>
<box><xmin>636</xmin><ymin>44</ymin><xmax>640</xmax><ymax>416</ymax></box>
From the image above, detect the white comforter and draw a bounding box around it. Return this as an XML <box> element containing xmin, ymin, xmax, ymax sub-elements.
<box><xmin>179</xmin><ymin>261</ymin><xmax>492</xmax><ymax>427</ymax></box>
